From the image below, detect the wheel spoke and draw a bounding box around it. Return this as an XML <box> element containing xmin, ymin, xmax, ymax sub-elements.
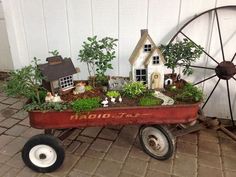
<box><xmin>202</xmin><ymin>78</ymin><xmax>221</xmax><ymax>109</ymax></box>
<box><xmin>189</xmin><ymin>65</ymin><xmax>215</xmax><ymax>70</ymax></box>
<box><xmin>180</xmin><ymin>31</ymin><xmax>219</xmax><ymax>64</ymax></box>
<box><xmin>226</xmin><ymin>80</ymin><xmax>235</xmax><ymax>127</ymax></box>
<box><xmin>215</xmin><ymin>9</ymin><xmax>225</xmax><ymax>61</ymax></box>
<box><xmin>231</xmin><ymin>52</ymin><xmax>236</xmax><ymax>62</ymax></box>
<box><xmin>194</xmin><ymin>74</ymin><xmax>217</xmax><ymax>85</ymax></box>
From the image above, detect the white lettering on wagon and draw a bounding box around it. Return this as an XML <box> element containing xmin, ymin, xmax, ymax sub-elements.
<box><xmin>70</xmin><ymin>113</ymin><xmax>151</xmax><ymax>120</ymax></box>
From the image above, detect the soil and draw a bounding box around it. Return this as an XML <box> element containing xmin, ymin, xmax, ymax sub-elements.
<box><xmin>61</xmin><ymin>87</ymin><xmax>140</xmax><ymax>107</ymax></box>
<box><xmin>60</xmin><ymin>79</ymin><xmax>197</xmax><ymax>107</ymax></box>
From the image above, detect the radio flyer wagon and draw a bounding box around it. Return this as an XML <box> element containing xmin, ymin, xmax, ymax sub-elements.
<box><xmin>22</xmin><ymin>103</ymin><xmax>200</xmax><ymax>173</ymax></box>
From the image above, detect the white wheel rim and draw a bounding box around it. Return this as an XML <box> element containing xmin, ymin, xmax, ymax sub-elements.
<box><xmin>142</xmin><ymin>127</ymin><xmax>169</xmax><ymax>157</ymax></box>
<box><xmin>29</xmin><ymin>144</ymin><xmax>57</xmax><ymax>168</ymax></box>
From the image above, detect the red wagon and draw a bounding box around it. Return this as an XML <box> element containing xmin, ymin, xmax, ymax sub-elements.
<box><xmin>22</xmin><ymin>103</ymin><xmax>200</xmax><ymax>173</ymax></box>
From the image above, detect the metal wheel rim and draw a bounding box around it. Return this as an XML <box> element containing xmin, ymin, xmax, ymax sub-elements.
<box><xmin>168</xmin><ymin>6</ymin><xmax>236</xmax><ymax>126</ymax></box>
<box><xmin>142</xmin><ymin>127</ymin><xmax>169</xmax><ymax>157</ymax></box>
<box><xmin>29</xmin><ymin>144</ymin><xmax>57</xmax><ymax>168</ymax></box>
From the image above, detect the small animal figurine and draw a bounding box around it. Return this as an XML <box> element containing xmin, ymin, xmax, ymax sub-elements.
<box><xmin>45</xmin><ymin>92</ymin><xmax>54</xmax><ymax>103</ymax></box>
<box><xmin>101</xmin><ymin>97</ymin><xmax>109</xmax><ymax>107</ymax></box>
<box><xmin>118</xmin><ymin>96</ymin><xmax>122</xmax><ymax>103</ymax></box>
<box><xmin>73</xmin><ymin>82</ymin><xmax>86</xmax><ymax>95</ymax></box>
<box><xmin>52</xmin><ymin>94</ymin><xmax>62</xmax><ymax>103</ymax></box>
<box><xmin>110</xmin><ymin>97</ymin><xmax>116</xmax><ymax>103</ymax></box>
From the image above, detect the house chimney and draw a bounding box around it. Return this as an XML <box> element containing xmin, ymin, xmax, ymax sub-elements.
<box><xmin>141</xmin><ymin>29</ymin><xmax>148</xmax><ymax>36</ymax></box>
<box><xmin>46</xmin><ymin>56</ymin><xmax>63</xmax><ymax>65</ymax></box>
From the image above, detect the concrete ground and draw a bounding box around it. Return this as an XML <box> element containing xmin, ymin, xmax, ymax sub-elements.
<box><xmin>0</xmin><ymin>82</ymin><xmax>236</xmax><ymax>177</ymax></box>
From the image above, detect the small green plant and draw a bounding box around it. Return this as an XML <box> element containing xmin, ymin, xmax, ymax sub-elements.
<box><xmin>123</xmin><ymin>82</ymin><xmax>147</xmax><ymax>98</ymax></box>
<box><xmin>85</xmin><ymin>85</ymin><xmax>93</xmax><ymax>92</ymax></box>
<box><xmin>139</xmin><ymin>96</ymin><xmax>163</xmax><ymax>106</ymax></box>
<box><xmin>160</xmin><ymin>38</ymin><xmax>203</xmax><ymax>76</ymax></box>
<box><xmin>24</xmin><ymin>102</ymin><xmax>70</xmax><ymax>112</ymax></box>
<box><xmin>106</xmin><ymin>91</ymin><xmax>120</xmax><ymax>98</ymax></box>
<box><xmin>4</xmin><ymin>57</ymin><xmax>45</xmax><ymax>104</ymax></box>
<box><xmin>49</xmin><ymin>50</ymin><xmax>60</xmax><ymax>56</ymax></box>
<box><xmin>71</xmin><ymin>97</ymin><xmax>101</xmax><ymax>113</ymax></box>
<box><xmin>78</xmin><ymin>36</ymin><xmax>118</xmax><ymax>85</ymax></box>
<box><xmin>175</xmin><ymin>83</ymin><xmax>203</xmax><ymax>102</ymax></box>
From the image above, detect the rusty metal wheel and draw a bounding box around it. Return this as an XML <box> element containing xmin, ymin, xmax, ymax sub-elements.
<box><xmin>168</xmin><ymin>6</ymin><xmax>236</xmax><ymax>127</ymax></box>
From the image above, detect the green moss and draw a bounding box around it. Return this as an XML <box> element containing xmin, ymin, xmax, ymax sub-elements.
<box><xmin>139</xmin><ymin>96</ymin><xmax>163</xmax><ymax>106</ymax></box>
<box><xmin>71</xmin><ymin>97</ymin><xmax>101</xmax><ymax>113</ymax></box>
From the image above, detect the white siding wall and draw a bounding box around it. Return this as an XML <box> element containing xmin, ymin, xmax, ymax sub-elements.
<box><xmin>0</xmin><ymin>0</ymin><xmax>13</xmax><ymax>71</ymax></box>
<box><xmin>1</xmin><ymin>0</ymin><xmax>236</xmax><ymax>119</ymax></box>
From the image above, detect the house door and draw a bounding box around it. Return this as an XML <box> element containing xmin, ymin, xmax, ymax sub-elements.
<box><xmin>135</xmin><ymin>69</ymin><xmax>147</xmax><ymax>84</ymax></box>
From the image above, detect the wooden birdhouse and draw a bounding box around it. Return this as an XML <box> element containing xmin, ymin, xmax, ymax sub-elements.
<box><xmin>38</xmin><ymin>56</ymin><xmax>78</xmax><ymax>95</ymax></box>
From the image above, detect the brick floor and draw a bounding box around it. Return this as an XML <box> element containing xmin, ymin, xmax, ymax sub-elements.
<box><xmin>0</xmin><ymin>81</ymin><xmax>236</xmax><ymax>177</ymax></box>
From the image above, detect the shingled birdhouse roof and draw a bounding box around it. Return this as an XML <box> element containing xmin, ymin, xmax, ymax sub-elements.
<box><xmin>38</xmin><ymin>56</ymin><xmax>77</xmax><ymax>81</ymax></box>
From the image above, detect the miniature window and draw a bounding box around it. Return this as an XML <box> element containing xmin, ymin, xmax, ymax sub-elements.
<box><xmin>59</xmin><ymin>75</ymin><xmax>73</xmax><ymax>90</ymax></box>
<box><xmin>144</xmin><ymin>44</ymin><xmax>152</xmax><ymax>52</ymax></box>
<box><xmin>135</xmin><ymin>69</ymin><xmax>147</xmax><ymax>84</ymax></box>
<box><xmin>153</xmin><ymin>56</ymin><xmax>160</xmax><ymax>64</ymax></box>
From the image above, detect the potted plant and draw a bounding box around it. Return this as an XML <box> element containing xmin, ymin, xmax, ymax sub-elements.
<box><xmin>78</xmin><ymin>36</ymin><xmax>118</xmax><ymax>88</ymax></box>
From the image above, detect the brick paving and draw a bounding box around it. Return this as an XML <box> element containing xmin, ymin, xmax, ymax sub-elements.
<box><xmin>0</xmin><ymin>81</ymin><xmax>236</xmax><ymax>177</ymax></box>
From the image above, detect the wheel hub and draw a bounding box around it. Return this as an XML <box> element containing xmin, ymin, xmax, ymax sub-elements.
<box><xmin>148</xmin><ymin>137</ymin><xmax>161</xmax><ymax>150</ymax></box>
<box><xmin>215</xmin><ymin>61</ymin><xmax>236</xmax><ymax>80</ymax></box>
<box><xmin>39</xmin><ymin>153</ymin><xmax>47</xmax><ymax>160</ymax></box>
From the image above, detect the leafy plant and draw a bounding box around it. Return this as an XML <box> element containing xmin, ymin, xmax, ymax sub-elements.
<box><xmin>49</xmin><ymin>50</ymin><xmax>60</xmax><ymax>56</ymax></box>
<box><xmin>71</xmin><ymin>97</ymin><xmax>101</xmax><ymax>113</ymax></box>
<box><xmin>160</xmin><ymin>38</ymin><xmax>203</xmax><ymax>76</ymax></box>
<box><xmin>85</xmin><ymin>85</ymin><xmax>93</xmax><ymax>92</ymax></box>
<box><xmin>106</xmin><ymin>91</ymin><xmax>120</xmax><ymax>98</ymax></box>
<box><xmin>78</xmin><ymin>36</ymin><xmax>118</xmax><ymax>85</ymax></box>
<box><xmin>123</xmin><ymin>82</ymin><xmax>147</xmax><ymax>98</ymax></box>
<box><xmin>139</xmin><ymin>96</ymin><xmax>163</xmax><ymax>106</ymax></box>
<box><xmin>175</xmin><ymin>83</ymin><xmax>203</xmax><ymax>102</ymax></box>
<box><xmin>24</xmin><ymin>102</ymin><xmax>70</xmax><ymax>112</ymax></box>
<box><xmin>4</xmin><ymin>57</ymin><xmax>45</xmax><ymax>104</ymax></box>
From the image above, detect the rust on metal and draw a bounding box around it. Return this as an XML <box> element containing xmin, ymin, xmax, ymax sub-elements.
<box><xmin>29</xmin><ymin>103</ymin><xmax>200</xmax><ymax>129</ymax></box>
<box><xmin>215</xmin><ymin>61</ymin><xmax>236</xmax><ymax>80</ymax></box>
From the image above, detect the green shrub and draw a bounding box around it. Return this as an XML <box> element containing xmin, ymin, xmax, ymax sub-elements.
<box><xmin>175</xmin><ymin>83</ymin><xmax>203</xmax><ymax>102</ymax></box>
<box><xmin>139</xmin><ymin>96</ymin><xmax>163</xmax><ymax>106</ymax></box>
<box><xmin>123</xmin><ymin>82</ymin><xmax>147</xmax><ymax>98</ymax></box>
<box><xmin>85</xmin><ymin>85</ymin><xmax>93</xmax><ymax>92</ymax></box>
<box><xmin>71</xmin><ymin>97</ymin><xmax>100</xmax><ymax>113</ymax></box>
<box><xmin>106</xmin><ymin>91</ymin><xmax>120</xmax><ymax>98</ymax></box>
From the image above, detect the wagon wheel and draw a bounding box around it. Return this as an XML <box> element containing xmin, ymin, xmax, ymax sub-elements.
<box><xmin>168</xmin><ymin>6</ymin><xmax>236</xmax><ymax>128</ymax></box>
<box><xmin>22</xmin><ymin>134</ymin><xmax>65</xmax><ymax>173</ymax></box>
<box><xmin>139</xmin><ymin>125</ymin><xmax>175</xmax><ymax>160</ymax></box>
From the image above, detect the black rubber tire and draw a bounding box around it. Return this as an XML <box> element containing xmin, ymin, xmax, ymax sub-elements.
<box><xmin>22</xmin><ymin>134</ymin><xmax>65</xmax><ymax>173</ymax></box>
<box><xmin>139</xmin><ymin>125</ymin><xmax>175</xmax><ymax>160</ymax></box>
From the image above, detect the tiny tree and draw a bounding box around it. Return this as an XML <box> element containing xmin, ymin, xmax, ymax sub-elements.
<box><xmin>78</xmin><ymin>36</ymin><xmax>117</xmax><ymax>85</ymax></box>
<box><xmin>5</xmin><ymin>57</ymin><xmax>45</xmax><ymax>104</ymax></box>
<box><xmin>160</xmin><ymin>38</ymin><xmax>203</xmax><ymax>76</ymax></box>
<box><xmin>49</xmin><ymin>50</ymin><xmax>60</xmax><ymax>56</ymax></box>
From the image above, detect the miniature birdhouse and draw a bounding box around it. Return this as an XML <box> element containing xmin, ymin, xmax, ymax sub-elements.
<box><xmin>129</xmin><ymin>29</ymin><xmax>166</xmax><ymax>89</ymax></box>
<box><xmin>38</xmin><ymin>56</ymin><xmax>78</xmax><ymax>95</ymax></box>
